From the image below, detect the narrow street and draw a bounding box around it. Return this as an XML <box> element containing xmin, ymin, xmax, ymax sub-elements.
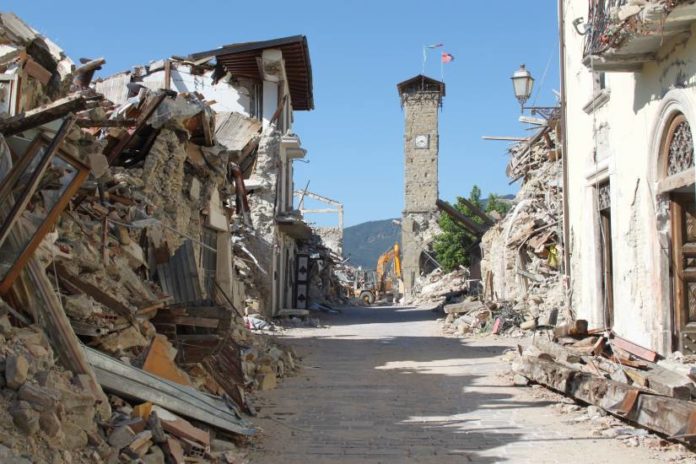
<box><xmin>249</xmin><ymin>307</ymin><xmax>666</xmax><ymax>464</ymax></box>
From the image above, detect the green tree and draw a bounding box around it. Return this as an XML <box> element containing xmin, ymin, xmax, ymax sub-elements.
<box><xmin>485</xmin><ymin>193</ymin><xmax>512</xmax><ymax>216</ymax></box>
<box><xmin>433</xmin><ymin>186</ymin><xmax>510</xmax><ymax>272</ymax></box>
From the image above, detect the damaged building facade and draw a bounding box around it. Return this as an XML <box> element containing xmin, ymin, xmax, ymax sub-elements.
<box><xmin>0</xmin><ymin>12</ymin><xmax>336</xmax><ymax>462</ymax></box>
<box><xmin>563</xmin><ymin>0</ymin><xmax>696</xmax><ymax>356</ymax></box>
<box><xmin>95</xmin><ymin>35</ymin><xmax>316</xmax><ymax>317</ymax></box>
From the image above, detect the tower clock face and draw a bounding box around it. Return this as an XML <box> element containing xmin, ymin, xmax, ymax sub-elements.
<box><xmin>415</xmin><ymin>134</ymin><xmax>429</xmax><ymax>149</ymax></box>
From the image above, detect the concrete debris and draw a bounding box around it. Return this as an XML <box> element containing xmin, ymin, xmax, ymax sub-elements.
<box><xmin>0</xmin><ymin>13</ymin><xmax>326</xmax><ymax>462</ymax></box>
<box><xmin>406</xmin><ymin>267</ymin><xmax>470</xmax><ymax>307</ymax></box>
<box><xmin>433</xmin><ymin>117</ymin><xmax>567</xmax><ymax>340</ymax></box>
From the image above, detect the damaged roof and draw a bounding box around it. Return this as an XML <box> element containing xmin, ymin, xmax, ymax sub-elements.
<box><xmin>189</xmin><ymin>35</ymin><xmax>314</xmax><ymax>111</ymax></box>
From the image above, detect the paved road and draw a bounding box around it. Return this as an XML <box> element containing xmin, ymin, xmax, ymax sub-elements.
<box><xmin>248</xmin><ymin>306</ymin><xmax>670</xmax><ymax>463</ymax></box>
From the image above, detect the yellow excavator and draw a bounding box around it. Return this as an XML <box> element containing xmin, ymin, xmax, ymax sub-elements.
<box><xmin>354</xmin><ymin>243</ymin><xmax>403</xmax><ymax>305</ymax></box>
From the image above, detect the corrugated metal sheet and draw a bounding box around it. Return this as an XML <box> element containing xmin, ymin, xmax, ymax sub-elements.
<box><xmin>157</xmin><ymin>240</ymin><xmax>204</xmax><ymax>304</ymax></box>
<box><xmin>85</xmin><ymin>347</ymin><xmax>255</xmax><ymax>436</ymax></box>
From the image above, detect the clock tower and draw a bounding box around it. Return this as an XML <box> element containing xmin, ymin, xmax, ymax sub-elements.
<box><xmin>397</xmin><ymin>75</ymin><xmax>445</xmax><ymax>296</ymax></box>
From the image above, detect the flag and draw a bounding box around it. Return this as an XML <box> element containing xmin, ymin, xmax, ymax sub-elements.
<box><xmin>426</xmin><ymin>43</ymin><xmax>444</xmax><ymax>49</ymax></box>
<box><xmin>441</xmin><ymin>52</ymin><xmax>454</xmax><ymax>63</ymax></box>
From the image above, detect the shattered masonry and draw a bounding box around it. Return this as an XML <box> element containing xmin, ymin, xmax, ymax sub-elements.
<box><xmin>0</xmin><ymin>12</ymin><xmax>345</xmax><ymax>463</ymax></box>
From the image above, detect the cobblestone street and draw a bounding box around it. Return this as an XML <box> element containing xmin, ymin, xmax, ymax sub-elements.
<box><xmin>248</xmin><ymin>306</ymin><xmax>673</xmax><ymax>464</ymax></box>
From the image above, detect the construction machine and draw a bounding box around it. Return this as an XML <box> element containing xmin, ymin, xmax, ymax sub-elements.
<box><xmin>354</xmin><ymin>243</ymin><xmax>403</xmax><ymax>305</ymax></box>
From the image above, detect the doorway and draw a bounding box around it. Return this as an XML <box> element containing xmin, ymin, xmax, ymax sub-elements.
<box><xmin>670</xmin><ymin>192</ymin><xmax>696</xmax><ymax>352</ymax></box>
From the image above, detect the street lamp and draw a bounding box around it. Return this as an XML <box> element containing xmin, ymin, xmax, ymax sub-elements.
<box><xmin>510</xmin><ymin>64</ymin><xmax>558</xmax><ymax>118</ymax></box>
<box><xmin>511</xmin><ymin>64</ymin><xmax>534</xmax><ymax>109</ymax></box>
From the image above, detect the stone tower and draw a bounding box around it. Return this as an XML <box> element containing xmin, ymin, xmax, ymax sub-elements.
<box><xmin>397</xmin><ymin>75</ymin><xmax>445</xmax><ymax>296</ymax></box>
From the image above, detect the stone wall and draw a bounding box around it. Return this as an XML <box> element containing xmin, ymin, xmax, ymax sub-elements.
<box><xmin>401</xmin><ymin>90</ymin><xmax>441</xmax><ymax>294</ymax></box>
<box><xmin>402</xmin><ymin>92</ymin><xmax>440</xmax><ymax>212</ymax></box>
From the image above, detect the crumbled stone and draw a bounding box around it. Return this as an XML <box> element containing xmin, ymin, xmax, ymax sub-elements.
<box><xmin>18</xmin><ymin>383</ymin><xmax>61</xmax><ymax>411</ymax></box>
<box><xmin>62</xmin><ymin>422</ymin><xmax>88</xmax><ymax>450</ymax></box>
<box><xmin>39</xmin><ymin>411</ymin><xmax>62</xmax><ymax>437</ymax></box>
<box><xmin>6</xmin><ymin>355</ymin><xmax>29</xmax><ymax>390</ymax></box>
<box><xmin>9</xmin><ymin>401</ymin><xmax>40</xmax><ymax>435</ymax></box>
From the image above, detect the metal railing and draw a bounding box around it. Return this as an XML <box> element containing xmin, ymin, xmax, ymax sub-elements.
<box><xmin>584</xmin><ymin>0</ymin><xmax>629</xmax><ymax>57</ymax></box>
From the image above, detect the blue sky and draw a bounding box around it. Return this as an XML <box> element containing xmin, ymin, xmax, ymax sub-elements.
<box><xmin>5</xmin><ymin>1</ymin><xmax>560</xmax><ymax>227</ymax></box>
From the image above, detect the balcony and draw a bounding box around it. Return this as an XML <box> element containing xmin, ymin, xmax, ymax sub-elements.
<box><xmin>583</xmin><ymin>0</ymin><xmax>696</xmax><ymax>72</ymax></box>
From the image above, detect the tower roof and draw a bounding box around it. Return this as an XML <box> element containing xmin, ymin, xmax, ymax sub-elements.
<box><xmin>396</xmin><ymin>74</ymin><xmax>446</xmax><ymax>97</ymax></box>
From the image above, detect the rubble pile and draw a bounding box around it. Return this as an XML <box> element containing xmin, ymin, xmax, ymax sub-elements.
<box><xmin>0</xmin><ymin>309</ymin><xmax>107</xmax><ymax>464</ymax></box>
<box><xmin>301</xmin><ymin>233</ymin><xmax>346</xmax><ymax>307</ymax></box>
<box><xmin>404</xmin><ymin>267</ymin><xmax>470</xmax><ymax>307</ymax></box>
<box><xmin>478</xmin><ymin>116</ymin><xmax>567</xmax><ymax>333</ymax></box>
<box><xmin>511</xmin><ymin>321</ymin><xmax>696</xmax><ymax>449</ymax></box>
<box><xmin>0</xmin><ymin>12</ymin><xmax>331</xmax><ymax>463</ymax></box>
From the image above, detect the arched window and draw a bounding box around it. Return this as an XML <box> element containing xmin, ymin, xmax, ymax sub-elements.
<box><xmin>663</xmin><ymin>113</ymin><xmax>694</xmax><ymax>178</ymax></box>
<box><xmin>661</xmin><ymin>112</ymin><xmax>696</xmax><ymax>353</ymax></box>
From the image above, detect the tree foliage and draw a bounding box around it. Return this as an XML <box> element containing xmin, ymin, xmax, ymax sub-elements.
<box><xmin>433</xmin><ymin>186</ymin><xmax>511</xmax><ymax>272</ymax></box>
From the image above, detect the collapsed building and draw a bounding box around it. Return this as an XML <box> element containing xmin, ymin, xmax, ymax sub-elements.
<box><xmin>479</xmin><ymin>116</ymin><xmax>566</xmax><ymax>329</ymax></box>
<box><xmin>0</xmin><ymin>12</ymin><xmax>337</xmax><ymax>463</ymax></box>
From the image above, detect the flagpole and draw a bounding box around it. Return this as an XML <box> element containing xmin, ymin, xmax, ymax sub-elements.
<box><xmin>422</xmin><ymin>46</ymin><xmax>426</xmax><ymax>74</ymax></box>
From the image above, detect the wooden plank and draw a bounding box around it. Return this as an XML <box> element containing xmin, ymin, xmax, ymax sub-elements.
<box><xmin>482</xmin><ymin>136</ymin><xmax>529</xmax><ymax>141</ymax></box>
<box><xmin>55</xmin><ymin>262</ymin><xmax>134</xmax><ymax>321</ymax></box>
<box><xmin>163</xmin><ymin>59</ymin><xmax>171</xmax><ymax>91</ymax></box>
<box><xmin>160</xmin><ymin>416</ymin><xmax>210</xmax><ymax>447</ymax></box>
<box><xmin>611</xmin><ymin>334</ymin><xmax>658</xmax><ymax>362</ymax></box>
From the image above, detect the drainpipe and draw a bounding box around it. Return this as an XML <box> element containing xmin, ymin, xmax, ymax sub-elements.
<box><xmin>558</xmin><ymin>0</ymin><xmax>572</xmax><ymax>285</ymax></box>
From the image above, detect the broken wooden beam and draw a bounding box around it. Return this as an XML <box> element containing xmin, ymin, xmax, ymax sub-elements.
<box><xmin>22</xmin><ymin>254</ymin><xmax>110</xmax><ymax>418</ymax></box>
<box><xmin>458</xmin><ymin>197</ymin><xmax>495</xmax><ymax>226</ymax></box>
<box><xmin>106</xmin><ymin>91</ymin><xmax>174</xmax><ymax>164</ymax></box>
<box><xmin>0</xmin><ymin>93</ymin><xmax>102</xmax><ymax>136</ymax></box>
<box><xmin>513</xmin><ymin>354</ymin><xmax>696</xmax><ymax>442</ymax></box>
<box><xmin>611</xmin><ymin>334</ymin><xmax>658</xmax><ymax>362</ymax></box>
<box><xmin>54</xmin><ymin>261</ymin><xmax>134</xmax><ymax>321</ymax></box>
<box><xmin>75</xmin><ymin>118</ymin><xmax>138</xmax><ymax>128</ymax></box>
<box><xmin>435</xmin><ymin>199</ymin><xmax>486</xmax><ymax>236</ymax></box>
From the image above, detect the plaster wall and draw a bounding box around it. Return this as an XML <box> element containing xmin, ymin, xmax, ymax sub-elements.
<box><xmin>140</xmin><ymin>66</ymin><xmax>252</xmax><ymax>115</ymax></box>
<box><xmin>563</xmin><ymin>1</ymin><xmax>696</xmax><ymax>354</ymax></box>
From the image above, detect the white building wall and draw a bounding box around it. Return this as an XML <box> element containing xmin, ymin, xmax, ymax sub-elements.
<box><xmin>140</xmin><ymin>66</ymin><xmax>252</xmax><ymax>115</ymax></box>
<box><xmin>564</xmin><ymin>1</ymin><xmax>696</xmax><ymax>354</ymax></box>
